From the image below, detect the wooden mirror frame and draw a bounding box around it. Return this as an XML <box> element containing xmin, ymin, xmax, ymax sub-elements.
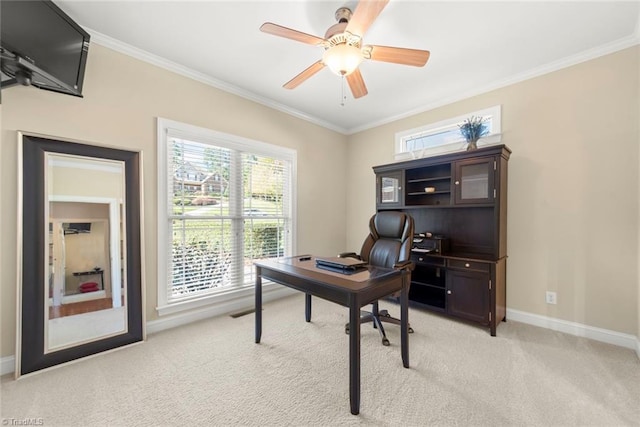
<box><xmin>17</xmin><ymin>134</ymin><xmax>144</xmax><ymax>377</ymax></box>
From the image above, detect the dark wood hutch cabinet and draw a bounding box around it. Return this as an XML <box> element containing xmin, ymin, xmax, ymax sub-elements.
<box><xmin>374</xmin><ymin>144</ymin><xmax>511</xmax><ymax>336</ymax></box>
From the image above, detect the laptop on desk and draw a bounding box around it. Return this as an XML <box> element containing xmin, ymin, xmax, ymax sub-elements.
<box><xmin>315</xmin><ymin>256</ymin><xmax>367</xmax><ymax>274</ymax></box>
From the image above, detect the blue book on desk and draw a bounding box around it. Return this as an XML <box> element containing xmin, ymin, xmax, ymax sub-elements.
<box><xmin>315</xmin><ymin>256</ymin><xmax>366</xmax><ymax>274</ymax></box>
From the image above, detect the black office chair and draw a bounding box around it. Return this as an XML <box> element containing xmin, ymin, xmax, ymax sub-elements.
<box><xmin>340</xmin><ymin>211</ymin><xmax>415</xmax><ymax>346</ymax></box>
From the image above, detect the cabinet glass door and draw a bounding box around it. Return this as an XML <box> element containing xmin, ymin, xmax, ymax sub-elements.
<box><xmin>377</xmin><ymin>171</ymin><xmax>402</xmax><ymax>207</ymax></box>
<box><xmin>454</xmin><ymin>158</ymin><xmax>495</xmax><ymax>204</ymax></box>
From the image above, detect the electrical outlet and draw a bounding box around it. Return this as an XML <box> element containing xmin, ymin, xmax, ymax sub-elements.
<box><xmin>545</xmin><ymin>291</ymin><xmax>557</xmax><ymax>305</ymax></box>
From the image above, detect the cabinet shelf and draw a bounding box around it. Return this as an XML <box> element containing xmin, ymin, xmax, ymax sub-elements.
<box><xmin>407</xmin><ymin>191</ymin><xmax>450</xmax><ymax>196</ymax></box>
<box><xmin>412</xmin><ymin>280</ymin><xmax>445</xmax><ymax>290</ymax></box>
<box><xmin>407</xmin><ymin>176</ymin><xmax>451</xmax><ymax>183</ymax></box>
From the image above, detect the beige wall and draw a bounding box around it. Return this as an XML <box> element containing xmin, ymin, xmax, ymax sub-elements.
<box><xmin>0</xmin><ymin>44</ymin><xmax>348</xmax><ymax>357</ymax></box>
<box><xmin>2</xmin><ymin>40</ymin><xmax>637</xmax><ymax>360</ymax></box>
<box><xmin>51</xmin><ymin>165</ymin><xmax>123</xmax><ymax>199</ymax></box>
<box><xmin>347</xmin><ymin>46</ymin><xmax>639</xmax><ymax>336</ymax></box>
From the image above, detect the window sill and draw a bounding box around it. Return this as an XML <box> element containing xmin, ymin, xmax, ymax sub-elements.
<box><xmin>156</xmin><ymin>280</ymin><xmax>282</xmax><ymax>317</ymax></box>
<box><xmin>394</xmin><ymin>134</ymin><xmax>503</xmax><ymax>161</ymax></box>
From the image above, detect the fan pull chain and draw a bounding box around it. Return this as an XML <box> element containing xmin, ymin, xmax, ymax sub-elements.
<box><xmin>340</xmin><ymin>75</ymin><xmax>347</xmax><ymax>107</ymax></box>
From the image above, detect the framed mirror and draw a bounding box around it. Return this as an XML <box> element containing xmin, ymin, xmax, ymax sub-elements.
<box><xmin>17</xmin><ymin>133</ymin><xmax>144</xmax><ymax>377</ymax></box>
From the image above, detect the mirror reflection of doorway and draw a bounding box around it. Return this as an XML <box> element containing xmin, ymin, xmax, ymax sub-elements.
<box><xmin>48</xmin><ymin>213</ymin><xmax>122</xmax><ymax>320</ymax></box>
<box><xmin>46</xmin><ymin>200</ymin><xmax>126</xmax><ymax>350</ymax></box>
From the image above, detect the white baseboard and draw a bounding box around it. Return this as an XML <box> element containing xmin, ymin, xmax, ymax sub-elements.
<box><xmin>507</xmin><ymin>308</ymin><xmax>638</xmax><ymax>352</ymax></box>
<box><xmin>1</xmin><ymin>355</ymin><xmax>15</xmax><ymax>377</ymax></box>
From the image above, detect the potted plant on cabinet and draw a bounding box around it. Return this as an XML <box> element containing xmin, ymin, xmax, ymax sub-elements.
<box><xmin>458</xmin><ymin>116</ymin><xmax>489</xmax><ymax>151</ymax></box>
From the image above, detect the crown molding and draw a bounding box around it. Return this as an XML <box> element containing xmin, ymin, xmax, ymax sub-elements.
<box><xmin>86</xmin><ymin>27</ymin><xmax>638</xmax><ymax>137</ymax></box>
<box><xmin>346</xmin><ymin>33</ymin><xmax>640</xmax><ymax>135</ymax></box>
<box><xmin>86</xmin><ymin>28</ymin><xmax>348</xmax><ymax>135</ymax></box>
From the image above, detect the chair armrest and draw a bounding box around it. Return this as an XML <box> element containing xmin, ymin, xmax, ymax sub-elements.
<box><xmin>338</xmin><ymin>252</ymin><xmax>361</xmax><ymax>260</ymax></box>
<box><xmin>393</xmin><ymin>260</ymin><xmax>415</xmax><ymax>271</ymax></box>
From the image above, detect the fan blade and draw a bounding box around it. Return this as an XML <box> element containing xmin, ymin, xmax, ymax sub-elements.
<box><xmin>283</xmin><ymin>61</ymin><xmax>325</xmax><ymax>89</ymax></box>
<box><xmin>346</xmin><ymin>0</ymin><xmax>389</xmax><ymax>38</ymax></box>
<box><xmin>260</xmin><ymin>22</ymin><xmax>325</xmax><ymax>45</ymax></box>
<box><xmin>368</xmin><ymin>45</ymin><xmax>431</xmax><ymax>67</ymax></box>
<box><xmin>346</xmin><ymin>69</ymin><xmax>368</xmax><ymax>98</ymax></box>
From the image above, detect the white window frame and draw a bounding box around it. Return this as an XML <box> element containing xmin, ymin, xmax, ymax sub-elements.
<box><xmin>156</xmin><ymin>118</ymin><xmax>297</xmax><ymax>316</ymax></box>
<box><xmin>395</xmin><ymin>105</ymin><xmax>502</xmax><ymax>160</ymax></box>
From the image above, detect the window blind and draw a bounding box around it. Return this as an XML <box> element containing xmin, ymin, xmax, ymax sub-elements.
<box><xmin>165</xmin><ymin>136</ymin><xmax>292</xmax><ymax>303</ymax></box>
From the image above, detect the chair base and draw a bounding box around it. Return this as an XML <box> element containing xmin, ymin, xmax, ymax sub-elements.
<box><xmin>344</xmin><ymin>301</ymin><xmax>413</xmax><ymax>346</ymax></box>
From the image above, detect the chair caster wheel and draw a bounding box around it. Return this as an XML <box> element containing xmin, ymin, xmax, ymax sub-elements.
<box><xmin>408</xmin><ymin>327</ymin><xmax>414</xmax><ymax>333</ymax></box>
<box><xmin>382</xmin><ymin>338</ymin><xmax>390</xmax><ymax>346</ymax></box>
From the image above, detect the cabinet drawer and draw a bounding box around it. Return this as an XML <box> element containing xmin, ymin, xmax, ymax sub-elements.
<box><xmin>447</xmin><ymin>259</ymin><xmax>490</xmax><ymax>272</ymax></box>
<box><xmin>412</xmin><ymin>254</ymin><xmax>445</xmax><ymax>267</ymax></box>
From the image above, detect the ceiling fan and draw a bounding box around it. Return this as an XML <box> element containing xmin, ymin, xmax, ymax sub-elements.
<box><xmin>260</xmin><ymin>0</ymin><xmax>430</xmax><ymax>99</ymax></box>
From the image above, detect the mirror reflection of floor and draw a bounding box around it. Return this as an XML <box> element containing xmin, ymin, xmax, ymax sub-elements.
<box><xmin>48</xmin><ymin>306</ymin><xmax>126</xmax><ymax>351</ymax></box>
<box><xmin>49</xmin><ymin>297</ymin><xmax>124</xmax><ymax>319</ymax></box>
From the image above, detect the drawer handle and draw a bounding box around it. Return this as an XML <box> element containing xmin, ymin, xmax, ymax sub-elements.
<box><xmin>455</xmin><ymin>181</ymin><xmax>460</xmax><ymax>185</ymax></box>
<box><xmin>419</xmin><ymin>257</ymin><xmax>424</xmax><ymax>262</ymax></box>
<box><xmin>447</xmin><ymin>290</ymin><xmax>452</xmax><ymax>295</ymax></box>
<box><xmin>465</xmin><ymin>263</ymin><xmax>470</xmax><ymax>268</ymax></box>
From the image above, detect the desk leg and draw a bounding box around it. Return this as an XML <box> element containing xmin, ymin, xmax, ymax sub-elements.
<box><xmin>255</xmin><ymin>267</ymin><xmax>262</xmax><ymax>344</ymax></box>
<box><xmin>305</xmin><ymin>293</ymin><xmax>312</xmax><ymax>322</ymax></box>
<box><xmin>349</xmin><ymin>298</ymin><xmax>361</xmax><ymax>415</ymax></box>
<box><xmin>401</xmin><ymin>272</ymin><xmax>410</xmax><ymax>368</ymax></box>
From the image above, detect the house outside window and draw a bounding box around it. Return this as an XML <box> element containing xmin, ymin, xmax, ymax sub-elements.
<box><xmin>157</xmin><ymin>118</ymin><xmax>296</xmax><ymax>315</ymax></box>
<box><xmin>395</xmin><ymin>105</ymin><xmax>502</xmax><ymax>160</ymax></box>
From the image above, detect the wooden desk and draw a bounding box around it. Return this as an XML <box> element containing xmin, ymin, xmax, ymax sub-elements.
<box><xmin>254</xmin><ymin>256</ymin><xmax>411</xmax><ymax>415</ymax></box>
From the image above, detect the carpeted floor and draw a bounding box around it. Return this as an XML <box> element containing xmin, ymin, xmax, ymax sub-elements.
<box><xmin>2</xmin><ymin>293</ymin><xmax>639</xmax><ymax>426</ymax></box>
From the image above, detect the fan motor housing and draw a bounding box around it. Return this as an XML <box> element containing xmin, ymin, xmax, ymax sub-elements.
<box><xmin>325</xmin><ymin>22</ymin><xmax>348</xmax><ymax>39</ymax></box>
<box><xmin>335</xmin><ymin>7</ymin><xmax>352</xmax><ymax>23</ymax></box>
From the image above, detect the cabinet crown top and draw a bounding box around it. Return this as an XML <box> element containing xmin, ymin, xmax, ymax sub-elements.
<box><xmin>374</xmin><ymin>144</ymin><xmax>511</xmax><ymax>172</ymax></box>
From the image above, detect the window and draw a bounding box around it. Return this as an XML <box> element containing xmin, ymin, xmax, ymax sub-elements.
<box><xmin>395</xmin><ymin>105</ymin><xmax>502</xmax><ymax>160</ymax></box>
<box><xmin>157</xmin><ymin>119</ymin><xmax>296</xmax><ymax>314</ymax></box>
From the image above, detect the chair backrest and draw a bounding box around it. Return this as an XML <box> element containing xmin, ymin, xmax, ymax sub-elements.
<box><xmin>360</xmin><ymin>211</ymin><xmax>414</xmax><ymax>269</ymax></box>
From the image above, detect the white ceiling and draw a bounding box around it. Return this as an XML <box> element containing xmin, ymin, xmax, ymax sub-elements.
<box><xmin>56</xmin><ymin>1</ymin><xmax>640</xmax><ymax>134</ymax></box>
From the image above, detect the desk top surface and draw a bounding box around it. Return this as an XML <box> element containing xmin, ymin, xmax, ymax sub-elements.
<box><xmin>254</xmin><ymin>255</ymin><xmax>402</xmax><ymax>291</ymax></box>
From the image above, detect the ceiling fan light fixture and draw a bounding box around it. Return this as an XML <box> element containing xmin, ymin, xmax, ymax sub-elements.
<box><xmin>322</xmin><ymin>43</ymin><xmax>363</xmax><ymax>76</ymax></box>
<box><xmin>261</xmin><ymin>1</ymin><xmax>429</xmax><ymax>98</ymax></box>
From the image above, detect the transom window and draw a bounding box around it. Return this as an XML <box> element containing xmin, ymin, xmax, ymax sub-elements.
<box><xmin>157</xmin><ymin>118</ymin><xmax>296</xmax><ymax>314</ymax></box>
<box><xmin>395</xmin><ymin>105</ymin><xmax>502</xmax><ymax>160</ymax></box>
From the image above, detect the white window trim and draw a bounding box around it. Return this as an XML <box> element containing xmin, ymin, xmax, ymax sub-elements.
<box><xmin>156</xmin><ymin>118</ymin><xmax>297</xmax><ymax>316</ymax></box>
<box><xmin>394</xmin><ymin>105</ymin><xmax>503</xmax><ymax>161</ymax></box>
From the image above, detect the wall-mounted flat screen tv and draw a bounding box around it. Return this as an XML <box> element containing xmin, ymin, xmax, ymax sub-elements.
<box><xmin>0</xmin><ymin>0</ymin><xmax>90</xmax><ymax>97</ymax></box>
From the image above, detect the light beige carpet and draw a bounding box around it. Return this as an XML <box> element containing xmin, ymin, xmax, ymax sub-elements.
<box><xmin>2</xmin><ymin>294</ymin><xmax>639</xmax><ymax>426</ymax></box>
